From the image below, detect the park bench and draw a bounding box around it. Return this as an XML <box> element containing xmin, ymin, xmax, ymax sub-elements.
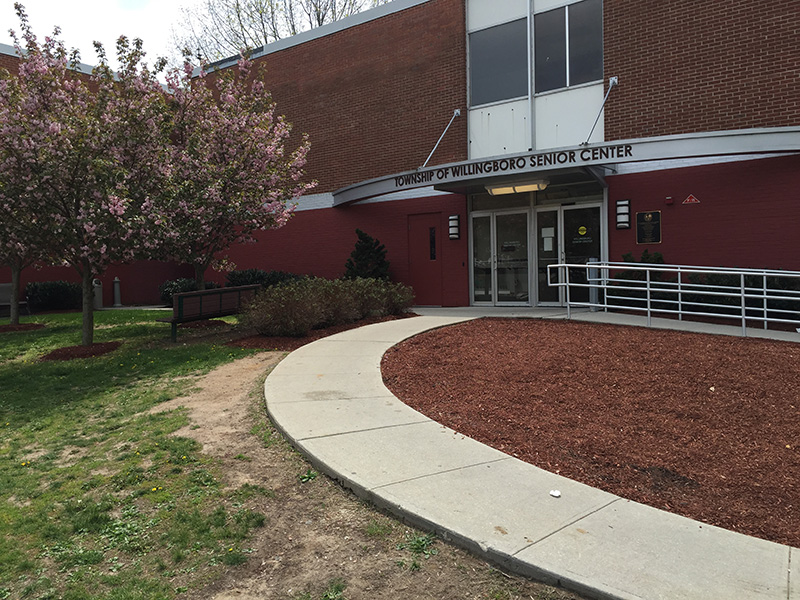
<box><xmin>158</xmin><ymin>284</ymin><xmax>261</xmax><ymax>342</ymax></box>
<box><xmin>0</xmin><ymin>283</ymin><xmax>29</xmax><ymax>318</ymax></box>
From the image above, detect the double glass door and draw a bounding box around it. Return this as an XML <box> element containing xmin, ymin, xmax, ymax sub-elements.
<box><xmin>472</xmin><ymin>211</ymin><xmax>529</xmax><ymax>304</ymax></box>
<box><xmin>472</xmin><ymin>204</ymin><xmax>602</xmax><ymax>306</ymax></box>
<box><xmin>536</xmin><ymin>205</ymin><xmax>602</xmax><ymax>305</ymax></box>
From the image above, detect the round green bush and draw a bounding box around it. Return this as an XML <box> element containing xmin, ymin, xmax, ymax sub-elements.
<box><xmin>158</xmin><ymin>278</ymin><xmax>221</xmax><ymax>305</ymax></box>
<box><xmin>241</xmin><ymin>277</ymin><xmax>414</xmax><ymax>337</ymax></box>
<box><xmin>24</xmin><ymin>280</ymin><xmax>82</xmax><ymax>312</ymax></box>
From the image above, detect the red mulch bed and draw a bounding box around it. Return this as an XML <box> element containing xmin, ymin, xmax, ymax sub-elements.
<box><xmin>381</xmin><ymin>318</ymin><xmax>800</xmax><ymax>548</ymax></box>
<box><xmin>0</xmin><ymin>323</ymin><xmax>46</xmax><ymax>333</ymax></box>
<box><xmin>228</xmin><ymin>314</ymin><xmax>417</xmax><ymax>352</ymax></box>
<box><xmin>40</xmin><ymin>341</ymin><xmax>123</xmax><ymax>361</ymax></box>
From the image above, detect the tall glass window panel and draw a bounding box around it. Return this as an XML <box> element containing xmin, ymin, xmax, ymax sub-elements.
<box><xmin>472</xmin><ymin>216</ymin><xmax>493</xmax><ymax>302</ymax></box>
<box><xmin>535</xmin><ymin>0</ymin><xmax>603</xmax><ymax>93</ymax></box>
<box><xmin>495</xmin><ymin>213</ymin><xmax>529</xmax><ymax>303</ymax></box>
<box><xmin>469</xmin><ymin>19</ymin><xmax>528</xmax><ymax>106</ymax></box>
<box><xmin>534</xmin><ymin>8</ymin><xmax>566</xmax><ymax>93</ymax></box>
<box><xmin>568</xmin><ymin>0</ymin><xmax>603</xmax><ymax>86</ymax></box>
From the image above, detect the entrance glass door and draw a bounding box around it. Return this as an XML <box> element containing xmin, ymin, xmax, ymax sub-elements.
<box><xmin>536</xmin><ymin>209</ymin><xmax>560</xmax><ymax>304</ymax></box>
<box><xmin>471</xmin><ymin>212</ymin><xmax>529</xmax><ymax>305</ymax></box>
<box><xmin>472</xmin><ymin>215</ymin><xmax>492</xmax><ymax>302</ymax></box>
<box><xmin>535</xmin><ymin>204</ymin><xmax>602</xmax><ymax>305</ymax></box>
<box><xmin>563</xmin><ymin>205</ymin><xmax>601</xmax><ymax>303</ymax></box>
<box><xmin>496</xmin><ymin>212</ymin><xmax>529</xmax><ymax>303</ymax></box>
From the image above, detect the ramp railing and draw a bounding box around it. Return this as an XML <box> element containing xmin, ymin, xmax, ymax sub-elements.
<box><xmin>547</xmin><ymin>262</ymin><xmax>800</xmax><ymax>335</ymax></box>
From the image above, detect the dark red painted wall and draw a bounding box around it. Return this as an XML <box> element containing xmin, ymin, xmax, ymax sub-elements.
<box><xmin>0</xmin><ymin>261</ymin><xmax>192</xmax><ymax>307</ymax></box>
<box><xmin>218</xmin><ymin>194</ymin><xmax>470</xmax><ymax>307</ymax></box>
<box><xmin>607</xmin><ymin>155</ymin><xmax>800</xmax><ymax>270</ymax></box>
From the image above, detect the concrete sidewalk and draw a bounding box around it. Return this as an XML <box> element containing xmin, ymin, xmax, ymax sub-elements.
<box><xmin>264</xmin><ymin>311</ymin><xmax>798</xmax><ymax>600</ymax></box>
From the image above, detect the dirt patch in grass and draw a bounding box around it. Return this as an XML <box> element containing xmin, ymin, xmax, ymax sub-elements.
<box><xmin>154</xmin><ymin>350</ymin><xmax>583</xmax><ymax>600</ymax></box>
<box><xmin>381</xmin><ymin>318</ymin><xmax>800</xmax><ymax>549</ymax></box>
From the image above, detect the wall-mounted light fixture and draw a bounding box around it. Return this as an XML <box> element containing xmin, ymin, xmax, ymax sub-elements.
<box><xmin>616</xmin><ymin>199</ymin><xmax>631</xmax><ymax>229</ymax></box>
<box><xmin>448</xmin><ymin>214</ymin><xmax>460</xmax><ymax>239</ymax></box>
<box><xmin>485</xmin><ymin>179</ymin><xmax>549</xmax><ymax>196</ymax></box>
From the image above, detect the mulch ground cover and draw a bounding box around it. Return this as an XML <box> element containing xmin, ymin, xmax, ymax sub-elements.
<box><xmin>381</xmin><ymin>317</ymin><xmax>800</xmax><ymax>548</ymax></box>
<box><xmin>40</xmin><ymin>341</ymin><xmax>123</xmax><ymax>361</ymax></box>
<box><xmin>0</xmin><ymin>323</ymin><xmax>45</xmax><ymax>333</ymax></box>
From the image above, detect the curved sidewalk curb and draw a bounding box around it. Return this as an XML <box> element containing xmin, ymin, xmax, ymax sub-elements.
<box><xmin>264</xmin><ymin>315</ymin><xmax>798</xmax><ymax>600</ymax></box>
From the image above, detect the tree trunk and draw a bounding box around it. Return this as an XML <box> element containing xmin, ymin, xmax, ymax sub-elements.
<box><xmin>81</xmin><ymin>261</ymin><xmax>94</xmax><ymax>346</ymax></box>
<box><xmin>194</xmin><ymin>263</ymin><xmax>206</xmax><ymax>291</ymax></box>
<box><xmin>9</xmin><ymin>262</ymin><xmax>22</xmax><ymax>326</ymax></box>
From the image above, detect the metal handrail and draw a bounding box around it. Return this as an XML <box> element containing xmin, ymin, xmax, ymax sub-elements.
<box><xmin>547</xmin><ymin>261</ymin><xmax>800</xmax><ymax>336</ymax></box>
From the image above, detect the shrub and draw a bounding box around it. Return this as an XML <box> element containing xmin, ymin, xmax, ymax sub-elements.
<box><xmin>315</xmin><ymin>279</ymin><xmax>362</xmax><ymax>326</ymax></box>
<box><xmin>242</xmin><ymin>277</ymin><xmax>414</xmax><ymax>337</ymax></box>
<box><xmin>24</xmin><ymin>280</ymin><xmax>82</xmax><ymax>312</ymax></box>
<box><xmin>225</xmin><ymin>269</ymin><xmax>304</xmax><ymax>288</ymax></box>
<box><xmin>347</xmin><ymin>277</ymin><xmax>415</xmax><ymax>318</ymax></box>
<box><xmin>242</xmin><ymin>279</ymin><xmax>325</xmax><ymax>337</ymax></box>
<box><xmin>608</xmin><ymin>250</ymin><xmax>673</xmax><ymax>310</ymax></box>
<box><xmin>344</xmin><ymin>229</ymin><xmax>390</xmax><ymax>281</ymax></box>
<box><xmin>384</xmin><ymin>280</ymin><xmax>416</xmax><ymax>315</ymax></box>
<box><xmin>683</xmin><ymin>272</ymin><xmax>800</xmax><ymax>319</ymax></box>
<box><xmin>619</xmin><ymin>249</ymin><xmax>666</xmax><ymax>280</ymax></box>
<box><xmin>158</xmin><ymin>278</ymin><xmax>221</xmax><ymax>305</ymax></box>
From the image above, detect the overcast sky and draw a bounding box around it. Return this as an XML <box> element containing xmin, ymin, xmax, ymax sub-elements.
<box><xmin>2</xmin><ymin>0</ymin><xmax>194</xmax><ymax>68</ymax></box>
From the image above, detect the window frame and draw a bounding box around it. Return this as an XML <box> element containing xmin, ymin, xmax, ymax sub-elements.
<box><xmin>533</xmin><ymin>0</ymin><xmax>603</xmax><ymax>95</ymax></box>
<box><xmin>468</xmin><ymin>17</ymin><xmax>530</xmax><ymax>108</ymax></box>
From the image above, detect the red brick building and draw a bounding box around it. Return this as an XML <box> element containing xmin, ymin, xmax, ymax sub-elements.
<box><xmin>2</xmin><ymin>0</ymin><xmax>800</xmax><ymax>307</ymax></box>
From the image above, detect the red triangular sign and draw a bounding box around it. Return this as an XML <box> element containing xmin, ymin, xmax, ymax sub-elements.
<box><xmin>683</xmin><ymin>194</ymin><xmax>701</xmax><ymax>205</ymax></box>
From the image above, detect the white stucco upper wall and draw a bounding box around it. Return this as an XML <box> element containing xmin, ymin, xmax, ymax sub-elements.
<box><xmin>467</xmin><ymin>0</ymin><xmax>527</xmax><ymax>32</ymax></box>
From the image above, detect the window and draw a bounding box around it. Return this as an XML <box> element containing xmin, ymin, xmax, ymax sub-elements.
<box><xmin>534</xmin><ymin>0</ymin><xmax>602</xmax><ymax>94</ymax></box>
<box><xmin>469</xmin><ymin>18</ymin><xmax>528</xmax><ymax>106</ymax></box>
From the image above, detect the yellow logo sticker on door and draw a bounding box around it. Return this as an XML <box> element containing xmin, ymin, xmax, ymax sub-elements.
<box><xmin>578</xmin><ymin>226</ymin><xmax>587</xmax><ymax>236</ymax></box>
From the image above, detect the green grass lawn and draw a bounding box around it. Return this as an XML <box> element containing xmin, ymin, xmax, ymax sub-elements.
<box><xmin>0</xmin><ymin>310</ymin><xmax>265</xmax><ymax>600</ymax></box>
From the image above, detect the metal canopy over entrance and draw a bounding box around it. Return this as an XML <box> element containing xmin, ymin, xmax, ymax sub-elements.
<box><xmin>332</xmin><ymin>127</ymin><xmax>800</xmax><ymax>207</ymax></box>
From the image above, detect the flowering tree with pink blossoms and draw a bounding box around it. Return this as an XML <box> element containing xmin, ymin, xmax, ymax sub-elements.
<box><xmin>1</xmin><ymin>6</ymin><xmax>313</xmax><ymax>342</ymax></box>
<box><xmin>0</xmin><ymin>15</ymin><xmax>71</xmax><ymax>326</ymax></box>
<box><xmin>0</xmin><ymin>215</ymin><xmax>44</xmax><ymax>326</ymax></box>
<box><xmin>0</xmin><ymin>4</ymin><xmax>171</xmax><ymax>343</ymax></box>
<box><xmin>161</xmin><ymin>58</ymin><xmax>314</xmax><ymax>288</ymax></box>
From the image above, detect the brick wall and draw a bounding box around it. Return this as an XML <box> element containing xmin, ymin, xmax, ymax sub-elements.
<box><xmin>243</xmin><ymin>0</ymin><xmax>468</xmax><ymax>193</ymax></box>
<box><xmin>604</xmin><ymin>0</ymin><xmax>800</xmax><ymax>140</ymax></box>
<box><xmin>0</xmin><ymin>50</ymin><xmax>20</xmax><ymax>75</ymax></box>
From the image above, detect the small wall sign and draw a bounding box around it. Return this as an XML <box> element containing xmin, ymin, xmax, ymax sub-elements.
<box><xmin>636</xmin><ymin>211</ymin><xmax>662</xmax><ymax>244</ymax></box>
<box><xmin>682</xmin><ymin>194</ymin><xmax>701</xmax><ymax>205</ymax></box>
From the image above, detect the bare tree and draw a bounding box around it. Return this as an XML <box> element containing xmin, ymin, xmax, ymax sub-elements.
<box><xmin>172</xmin><ymin>0</ymin><xmax>390</xmax><ymax>63</ymax></box>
